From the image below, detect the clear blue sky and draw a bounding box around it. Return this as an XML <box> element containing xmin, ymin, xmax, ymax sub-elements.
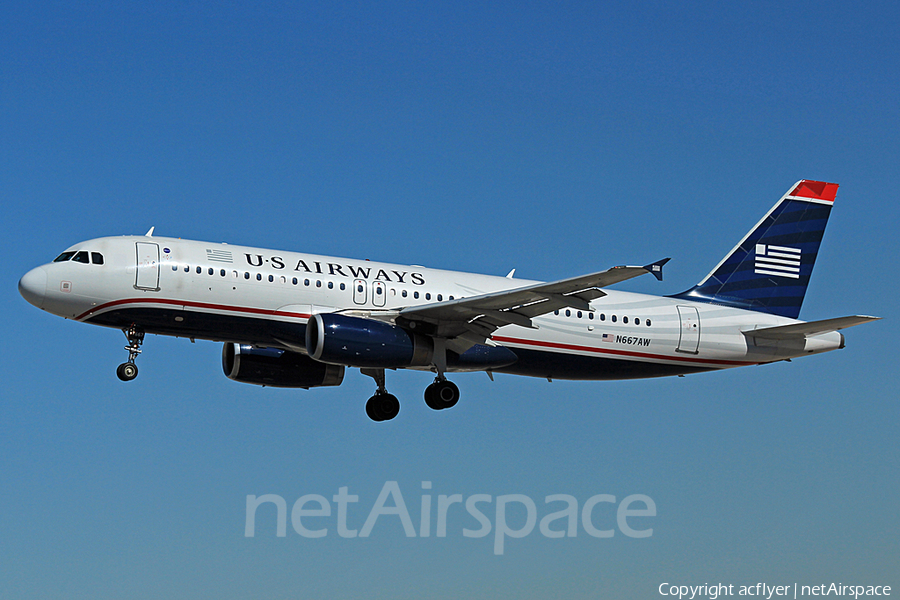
<box><xmin>2</xmin><ymin>2</ymin><xmax>897</xmax><ymax>598</ymax></box>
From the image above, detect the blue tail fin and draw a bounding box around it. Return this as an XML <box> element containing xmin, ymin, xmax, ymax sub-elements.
<box><xmin>671</xmin><ymin>180</ymin><xmax>838</xmax><ymax>319</ymax></box>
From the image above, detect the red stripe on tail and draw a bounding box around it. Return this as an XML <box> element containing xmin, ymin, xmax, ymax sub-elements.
<box><xmin>789</xmin><ymin>180</ymin><xmax>838</xmax><ymax>202</ymax></box>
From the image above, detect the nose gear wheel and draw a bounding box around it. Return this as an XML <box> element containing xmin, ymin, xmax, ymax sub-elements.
<box><xmin>117</xmin><ymin>324</ymin><xmax>144</xmax><ymax>382</ymax></box>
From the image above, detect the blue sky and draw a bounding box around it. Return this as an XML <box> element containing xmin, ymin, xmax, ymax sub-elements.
<box><xmin>2</xmin><ymin>2</ymin><xmax>898</xmax><ymax>598</ymax></box>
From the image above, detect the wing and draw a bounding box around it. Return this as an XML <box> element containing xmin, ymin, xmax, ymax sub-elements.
<box><xmin>395</xmin><ymin>259</ymin><xmax>670</xmax><ymax>346</ymax></box>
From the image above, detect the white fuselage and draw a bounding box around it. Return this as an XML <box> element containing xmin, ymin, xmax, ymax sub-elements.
<box><xmin>20</xmin><ymin>235</ymin><xmax>843</xmax><ymax>381</ymax></box>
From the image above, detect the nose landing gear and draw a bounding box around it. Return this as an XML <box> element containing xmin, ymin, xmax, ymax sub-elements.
<box><xmin>116</xmin><ymin>324</ymin><xmax>144</xmax><ymax>382</ymax></box>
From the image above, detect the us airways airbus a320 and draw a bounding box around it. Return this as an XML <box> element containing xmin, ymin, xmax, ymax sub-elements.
<box><xmin>19</xmin><ymin>180</ymin><xmax>878</xmax><ymax>421</ymax></box>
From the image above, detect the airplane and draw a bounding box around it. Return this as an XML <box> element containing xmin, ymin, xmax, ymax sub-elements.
<box><xmin>18</xmin><ymin>180</ymin><xmax>878</xmax><ymax>422</ymax></box>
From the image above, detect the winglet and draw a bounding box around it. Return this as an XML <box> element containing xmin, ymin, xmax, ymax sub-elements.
<box><xmin>643</xmin><ymin>258</ymin><xmax>670</xmax><ymax>281</ymax></box>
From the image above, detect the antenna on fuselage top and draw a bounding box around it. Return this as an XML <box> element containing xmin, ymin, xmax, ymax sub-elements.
<box><xmin>145</xmin><ymin>227</ymin><xmax>155</xmax><ymax>237</ymax></box>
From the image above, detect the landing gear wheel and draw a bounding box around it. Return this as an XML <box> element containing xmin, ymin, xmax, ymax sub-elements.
<box><xmin>117</xmin><ymin>362</ymin><xmax>138</xmax><ymax>381</ymax></box>
<box><xmin>424</xmin><ymin>379</ymin><xmax>459</xmax><ymax>410</ymax></box>
<box><xmin>365</xmin><ymin>396</ymin><xmax>383</xmax><ymax>422</ymax></box>
<box><xmin>118</xmin><ymin>324</ymin><xmax>145</xmax><ymax>381</ymax></box>
<box><xmin>361</xmin><ymin>368</ymin><xmax>400</xmax><ymax>422</ymax></box>
<box><xmin>366</xmin><ymin>392</ymin><xmax>400</xmax><ymax>422</ymax></box>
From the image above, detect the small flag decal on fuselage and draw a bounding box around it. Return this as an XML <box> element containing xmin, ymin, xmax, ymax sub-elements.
<box><xmin>206</xmin><ymin>249</ymin><xmax>234</xmax><ymax>263</ymax></box>
<box><xmin>755</xmin><ymin>244</ymin><xmax>800</xmax><ymax>279</ymax></box>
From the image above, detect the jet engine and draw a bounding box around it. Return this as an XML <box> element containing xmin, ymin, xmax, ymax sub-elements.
<box><xmin>306</xmin><ymin>313</ymin><xmax>434</xmax><ymax>368</ymax></box>
<box><xmin>305</xmin><ymin>313</ymin><xmax>519</xmax><ymax>371</ymax></box>
<box><xmin>222</xmin><ymin>344</ymin><xmax>344</xmax><ymax>388</ymax></box>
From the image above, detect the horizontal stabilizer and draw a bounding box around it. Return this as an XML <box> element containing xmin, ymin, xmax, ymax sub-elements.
<box><xmin>742</xmin><ymin>315</ymin><xmax>880</xmax><ymax>340</ymax></box>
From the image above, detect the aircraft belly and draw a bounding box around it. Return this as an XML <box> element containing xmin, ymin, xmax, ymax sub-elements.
<box><xmin>84</xmin><ymin>306</ymin><xmax>307</xmax><ymax>349</ymax></box>
<box><xmin>496</xmin><ymin>347</ymin><xmax>712</xmax><ymax>380</ymax></box>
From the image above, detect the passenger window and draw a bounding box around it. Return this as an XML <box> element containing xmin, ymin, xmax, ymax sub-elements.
<box><xmin>646</xmin><ymin>319</ymin><xmax>652</xmax><ymax>327</ymax></box>
<box><xmin>357</xmin><ymin>284</ymin><xmax>364</xmax><ymax>293</ymax></box>
<box><xmin>635</xmin><ymin>318</ymin><xmax>640</xmax><ymax>325</ymax></box>
<box><xmin>565</xmin><ymin>309</ymin><xmax>571</xmax><ymax>317</ymax></box>
<box><xmin>340</xmin><ymin>283</ymin><xmax>346</xmax><ymax>291</ymax></box>
<box><xmin>197</xmin><ymin>266</ymin><xmax>202</xmax><ymax>274</ymax></box>
<box><xmin>316</xmin><ymin>280</ymin><xmax>322</xmax><ymax>287</ymax></box>
<box><xmin>292</xmin><ymin>277</ymin><xmax>298</xmax><ymax>285</ymax></box>
<box><xmin>577</xmin><ymin>311</ymin><xmax>582</xmax><ymax>318</ymax></box>
<box><xmin>612</xmin><ymin>315</ymin><xmax>617</xmax><ymax>323</ymax></box>
<box><xmin>172</xmin><ymin>264</ymin><xmax>178</xmax><ymax>271</ymax></box>
<box><xmin>268</xmin><ymin>275</ymin><xmax>274</xmax><ymax>282</ymax></box>
<box><xmin>589</xmin><ymin>313</ymin><xmax>594</xmax><ymax>320</ymax></box>
<box><xmin>91</xmin><ymin>252</ymin><xmax>104</xmax><ymax>265</ymax></box>
<box><xmin>554</xmin><ymin>310</ymin><xmax>559</xmax><ymax>315</ymax></box>
<box><xmin>245</xmin><ymin>272</ymin><xmax>250</xmax><ymax>279</ymax></box>
<box><xmin>623</xmin><ymin>316</ymin><xmax>628</xmax><ymax>324</ymax></box>
<box><xmin>376</xmin><ymin>286</ymin><xmax>382</xmax><ymax>295</ymax></box>
<box><xmin>449</xmin><ymin>296</ymin><xmax>454</xmax><ymax>300</ymax></box>
<box><xmin>73</xmin><ymin>251</ymin><xmax>90</xmax><ymax>264</ymax></box>
<box><xmin>184</xmin><ymin>265</ymin><xmax>190</xmax><ymax>272</ymax></box>
<box><xmin>53</xmin><ymin>251</ymin><xmax>76</xmax><ymax>262</ymax></box>
<box><xmin>600</xmin><ymin>314</ymin><xmax>605</xmax><ymax>321</ymax></box>
<box><xmin>257</xmin><ymin>273</ymin><xmax>262</xmax><ymax>281</ymax></box>
<box><xmin>208</xmin><ymin>268</ymin><xmax>214</xmax><ymax>275</ymax></box>
<box><xmin>437</xmin><ymin>294</ymin><xmax>443</xmax><ymax>301</ymax></box>
<box><xmin>328</xmin><ymin>281</ymin><xmax>334</xmax><ymax>289</ymax></box>
<box><xmin>402</xmin><ymin>290</ymin><xmax>408</xmax><ymax>298</ymax></box>
<box><xmin>425</xmin><ymin>293</ymin><xmax>431</xmax><ymax>300</ymax></box>
<box><xmin>414</xmin><ymin>291</ymin><xmax>419</xmax><ymax>299</ymax></box>
<box><xmin>305</xmin><ymin>279</ymin><xmax>310</xmax><ymax>286</ymax></box>
<box><xmin>220</xmin><ymin>269</ymin><xmax>226</xmax><ymax>277</ymax></box>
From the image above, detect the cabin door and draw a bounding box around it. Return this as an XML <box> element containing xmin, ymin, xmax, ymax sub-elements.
<box><xmin>135</xmin><ymin>242</ymin><xmax>160</xmax><ymax>291</ymax></box>
<box><xmin>676</xmin><ymin>305</ymin><xmax>700</xmax><ymax>354</ymax></box>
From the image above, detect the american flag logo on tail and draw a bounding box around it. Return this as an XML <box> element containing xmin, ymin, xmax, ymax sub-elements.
<box><xmin>754</xmin><ymin>244</ymin><xmax>800</xmax><ymax>279</ymax></box>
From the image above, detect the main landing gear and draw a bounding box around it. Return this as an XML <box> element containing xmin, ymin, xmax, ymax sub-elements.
<box><xmin>360</xmin><ymin>338</ymin><xmax>462</xmax><ymax>422</ymax></box>
<box><xmin>361</xmin><ymin>368</ymin><xmax>400</xmax><ymax>422</ymax></box>
<box><xmin>423</xmin><ymin>337</ymin><xmax>459</xmax><ymax>411</ymax></box>
<box><xmin>360</xmin><ymin>369</ymin><xmax>461</xmax><ymax>423</ymax></box>
<box><xmin>116</xmin><ymin>324</ymin><xmax>144</xmax><ymax>382</ymax></box>
<box><xmin>424</xmin><ymin>378</ymin><xmax>460</xmax><ymax>411</ymax></box>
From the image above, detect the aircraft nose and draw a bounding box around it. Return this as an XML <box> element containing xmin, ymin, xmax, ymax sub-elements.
<box><xmin>19</xmin><ymin>266</ymin><xmax>48</xmax><ymax>309</ymax></box>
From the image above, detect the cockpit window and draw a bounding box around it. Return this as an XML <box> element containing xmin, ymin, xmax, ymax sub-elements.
<box><xmin>72</xmin><ymin>251</ymin><xmax>90</xmax><ymax>264</ymax></box>
<box><xmin>54</xmin><ymin>251</ymin><xmax>76</xmax><ymax>262</ymax></box>
<box><xmin>91</xmin><ymin>252</ymin><xmax>104</xmax><ymax>265</ymax></box>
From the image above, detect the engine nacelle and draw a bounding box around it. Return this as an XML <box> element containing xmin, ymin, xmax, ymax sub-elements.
<box><xmin>222</xmin><ymin>344</ymin><xmax>344</xmax><ymax>388</ymax></box>
<box><xmin>448</xmin><ymin>344</ymin><xmax>518</xmax><ymax>371</ymax></box>
<box><xmin>306</xmin><ymin>313</ymin><xmax>434</xmax><ymax>368</ymax></box>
